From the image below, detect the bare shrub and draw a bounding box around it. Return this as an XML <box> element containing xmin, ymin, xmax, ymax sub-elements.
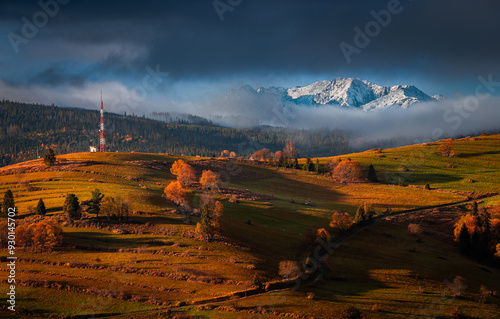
<box><xmin>278</xmin><ymin>260</ymin><xmax>300</xmax><ymax>279</ymax></box>
<box><xmin>325</xmin><ymin>157</ymin><xmax>341</xmax><ymax>172</ymax></box>
<box><xmin>371</xmin><ymin>304</ymin><xmax>382</xmax><ymax>312</ymax></box>
<box><xmin>449</xmin><ymin>308</ymin><xmax>466</xmax><ymax>318</ymax></box>
<box><xmin>228</xmin><ymin>195</ymin><xmax>238</xmax><ymax>203</ymax></box>
<box><xmin>479</xmin><ymin>285</ymin><xmax>492</xmax><ymax>303</ymax></box>
<box><xmin>449</xmin><ymin>275</ymin><xmax>467</xmax><ymax>297</ymax></box>
<box><xmin>408</xmin><ymin>223</ymin><xmax>423</xmax><ymax>235</ymax></box>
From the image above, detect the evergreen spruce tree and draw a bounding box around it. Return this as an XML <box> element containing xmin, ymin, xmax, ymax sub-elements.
<box><xmin>354</xmin><ymin>205</ymin><xmax>365</xmax><ymax>224</ymax></box>
<box><xmin>44</xmin><ymin>148</ymin><xmax>56</xmax><ymax>167</ymax></box>
<box><xmin>63</xmin><ymin>193</ymin><xmax>81</xmax><ymax>221</ymax></box>
<box><xmin>88</xmin><ymin>189</ymin><xmax>104</xmax><ymax>218</ymax></box>
<box><xmin>1</xmin><ymin>189</ymin><xmax>15</xmax><ymax>217</ymax></box>
<box><xmin>368</xmin><ymin>164</ymin><xmax>378</xmax><ymax>182</ymax></box>
<box><xmin>470</xmin><ymin>201</ymin><xmax>478</xmax><ymax>215</ymax></box>
<box><xmin>471</xmin><ymin>229</ymin><xmax>481</xmax><ymax>258</ymax></box>
<box><xmin>35</xmin><ymin>198</ymin><xmax>46</xmax><ymax>215</ymax></box>
<box><xmin>458</xmin><ymin>224</ymin><xmax>471</xmax><ymax>255</ymax></box>
<box><xmin>477</xmin><ymin>208</ymin><xmax>491</xmax><ymax>234</ymax></box>
<box><xmin>314</xmin><ymin>159</ymin><xmax>320</xmax><ymax>173</ymax></box>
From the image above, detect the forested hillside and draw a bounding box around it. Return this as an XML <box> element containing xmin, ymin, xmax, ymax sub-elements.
<box><xmin>0</xmin><ymin>100</ymin><xmax>350</xmax><ymax>166</ymax></box>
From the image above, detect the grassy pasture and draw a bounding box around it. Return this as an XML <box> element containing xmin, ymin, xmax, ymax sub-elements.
<box><xmin>0</xmin><ymin>135</ymin><xmax>499</xmax><ymax>318</ymax></box>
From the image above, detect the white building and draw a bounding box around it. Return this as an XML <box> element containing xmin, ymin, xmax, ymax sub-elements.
<box><xmin>89</xmin><ymin>146</ymin><xmax>97</xmax><ymax>152</ymax></box>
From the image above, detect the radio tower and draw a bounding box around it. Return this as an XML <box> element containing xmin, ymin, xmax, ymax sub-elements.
<box><xmin>99</xmin><ymin>91</ymin><xmax>106</xmax><ymax>152</ymax></box>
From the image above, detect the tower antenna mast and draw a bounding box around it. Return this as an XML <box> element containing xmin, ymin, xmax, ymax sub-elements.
<box><xmin>99</xmin><ymin>91</ymin><xmax>106</xmax><ymax>152</ymax></box>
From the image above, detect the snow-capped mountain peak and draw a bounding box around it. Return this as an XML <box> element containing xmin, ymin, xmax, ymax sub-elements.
<box><xmin>279</xmin><ymin>77</ymin><xmax>441</xmax><ymax>110</ymax></box>
<box><xmin>221</xmin><ymin>77</ymin><xmax>441</xmax><ymax>114</ymax></box>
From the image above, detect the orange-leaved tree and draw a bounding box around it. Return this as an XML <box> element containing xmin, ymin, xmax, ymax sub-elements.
<box><xmin>33</xmin><ymin>221</ymin><xmax>63</xmax><ymax>251</ymax></box>
<box><xmin>164</xmin><ymin>181</ymin><xmax>189</xmax><ymax>206</ymax></box>
<box><xmin>17</xmin><ymin>221</ymin><xmax>62</xmax><ymax>252</ymax></box>
<box><xmin>170</xmin><ymin>159</ymin><xmax>196</xmax><ymax>187</ymax></box>
<box><xmin>453</xmin><ymin>214</ymin><xmax>478</xmax><ymax>242</ymax></box>
<box><xmin>252</xmin><ymin>148</ymin><xmax>272</xmax><ymax>162</ymax></box>
<box><xmin>333</xmin><ymin>159</ymin><xmax>362</xmax><ymax>183</ymax></box>
<box><xmin>438</xmin><ymin>138</ymin><xmax>455</xmax><ymax>157</ymax></box>
<box><xmin>199</xmin><ymin>170</ymin><xmax>221</xmax><ymax>192</ymax></box>
<box><xmin>329</xmin><ymin>212</ymin><xmax>354</xmax><ymax>235</ymax></box>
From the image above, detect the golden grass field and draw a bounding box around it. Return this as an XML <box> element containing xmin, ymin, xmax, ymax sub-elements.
<box><xmin>1</xmin><ymin>134</ymin><xmax>499</xmax><ymax>318</ymax></box>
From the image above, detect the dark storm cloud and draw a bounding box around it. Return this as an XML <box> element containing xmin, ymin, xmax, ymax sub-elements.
<box><xmin>1</xmin><ymin>0</ymin><xmax>499</xmax><ymax>86</ymax></box>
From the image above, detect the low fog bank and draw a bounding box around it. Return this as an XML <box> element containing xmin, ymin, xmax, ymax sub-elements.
<box><xmin>292</xmin><ymin>97</ymin><xmax>500</xmax><ymax>145</ymax></box>
<box><xmin>206</xmin><ymin>91</ymin><xmax>500</xmax><ymax>147</ymax></box>
<box><xmin>1</xmin><ymin>79</ymin><xmax>498</xmax><ymax>150</ymax></box>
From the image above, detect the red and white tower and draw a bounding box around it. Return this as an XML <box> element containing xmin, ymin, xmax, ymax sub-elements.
<box><xmin>99</xmin><ymin>91</ymin><xmax>106</xmax><ymax>152</ymax></box>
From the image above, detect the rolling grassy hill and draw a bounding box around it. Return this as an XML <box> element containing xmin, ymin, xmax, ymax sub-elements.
<box><xmin>0</xmin><ymin>134</ymin><xmax>499</xmax><ymax>318</ymax></box>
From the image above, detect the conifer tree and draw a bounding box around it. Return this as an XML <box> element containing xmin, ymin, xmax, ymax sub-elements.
<box><xmin>44</xmin><ymin>148</ymin><xmax>56</xmax><ymax>167</ymax></box>
<box><xmin>88</xmin><ymin>189</ymin><xmax>104</xmax><ymax>218</ymax></box>
<box><xmin>35</xmin><ymin>198</ymin><xmax>46</xmax><ymax>216</ymax></box>
<box><xmin>458</xmin><ymin>224</ymin><xmax>471</xmax><ymax>255</ymax></box>
<box><xmin>354</xmin><ymin>205</ymin><xmax>365</xmax><ymax>224</ymax></box>
<box><xmin>368</xmin><ymin>164</ymin><xmax>378</xmax><ymax>182</ymax></box>
<box><xmin>1</xmin><ymin>189</ymin><xmax>15</xmax><ymax>217</ymax></box>
<box><xmin>63</xmin><ymin>193</ymin><xmax>81</xmax><ymax>221</ymax></box>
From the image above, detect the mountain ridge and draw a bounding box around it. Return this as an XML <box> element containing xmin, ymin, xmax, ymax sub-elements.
<box><xmin>252</xmin><ymin>77</ymin><xmax>442</xmax><ymax>110</ymax></box>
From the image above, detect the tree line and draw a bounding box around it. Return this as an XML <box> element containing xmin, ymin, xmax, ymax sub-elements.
<box><xmin>0</xmin><ymin>100</ymin><xmax>351</xmax><ymax>167</ymax></box>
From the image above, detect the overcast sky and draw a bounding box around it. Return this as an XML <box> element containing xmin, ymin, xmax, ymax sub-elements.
<box><xmin>1</xmin><ymin>0</ymin><xmax>499</xmax><ymax>115</ymax></box>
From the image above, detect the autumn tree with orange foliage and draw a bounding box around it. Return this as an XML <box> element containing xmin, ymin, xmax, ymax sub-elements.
<box><xmin>252</xmin><ymin>148</ymin><xmax>272</xmax><ymax>162</ymax></box>
<box><xmin>329</xmin><ymin>212</ymin><xmax>354</xmax><ymax>235</ymax></box>
<box><xmin>16</xmin><ymin>221</ymin><xmax>63</xmax><ymax>252</ymax></box>
<box><xmin>170</xmin><ymin>159</ymin><xmax>196</xmax><ymax>187</ymax></box>
<box><xmin>454</xmin><ymin>214</ymin><xmax>478</xmax><ymax>242</ymax></box>
<box><xmin>164</xmin><ymin>181</ymin><xmax>189</xmax><ymax>206</ymax></box>
<box><xmin>170</xmin><ymin>159</ymin><xmax>186</xmax><ymax>175</ymax></box>
<box><xmin>438</xmin><ymin>138</ymin><xmax>455</xmax><ymax>157</ymax></box>
<box><xmin>199</xmin><ymin>170</ymin><xmax>221</xmax><ymax>192</ymax></box>
<box><xmin>454</xmin><ymin>206</ymin><xmax>495</xmax><ymax>258</ymax></box>
<box><xmin>333</xmin><ymin>159</ymin><xmax>362</xmax><ymax>183</ymax></box>
<box><xmin>275</xmin><ymin>151</ymin><xmax>285</xmax><ymax>166</ymax></box>
<box><xmin>325</xmin><ymin>157</ymin><xmax>341</xmax><ymax>172</ymax></box>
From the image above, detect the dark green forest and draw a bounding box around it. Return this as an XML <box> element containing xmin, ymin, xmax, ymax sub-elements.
<box><xmin>0</xmin><ymin>100</ymin><xmax>351</xmax><ymax>166</ymax></box>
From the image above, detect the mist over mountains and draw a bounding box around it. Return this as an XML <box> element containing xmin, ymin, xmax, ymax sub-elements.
<box><xmin>207</xmin><ymin>77</ymin><xmax>439</xmax><ymax>126</ymax></box>
<box><xmin>1</xmin><ymin>76</ymin><xmax>498</xmax><ymax>152</ymax></box>
<box><xmin>202</xmin><ymin>77</ymin><xmax>499</xmax><ymax>144</ymax></box>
